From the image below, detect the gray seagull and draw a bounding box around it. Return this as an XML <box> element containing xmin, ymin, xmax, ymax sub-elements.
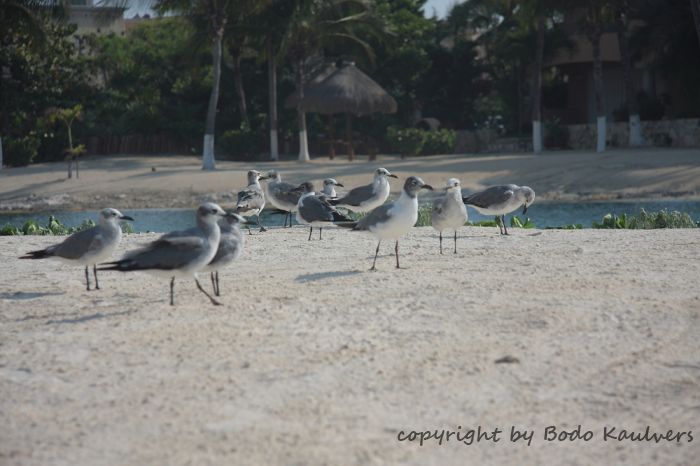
<box><xmin>20</xmin><ymin>208</ymin><xmax>134</xmax><ymax>291</ymax></box>
<box><xmin>294</xmin><ymin>189</ymin><xmax>352</xmax><ymax>241</ymax></box>
<box><xmin>202</xmin><ymin>212</ymin><xmax>247</xmax><ymax>296</ymax></box>
<box><xmin>101</xmin><ymin>202</ymin><xmax>227</xmax><ymax>306</ymax></box>
<box><xmin>330</xmin><ymin>168</ymin><xmax>397</xmax><ymax>213</ymax></box>
<box><xmin>264</xmin><ymin>170</ymin><xmax>311</xmax><ymax>227</ymax></box>
<box><xmin>235</xmin><ymin>169</ymin><xmax>268</xmax><ymax>234</ymax></box>
<box><xmin>431</xmin><ymin>178</ymin><xmax>468</xmax><ymax>254</ymax></box>
<box><xmin>321</xmin><ymin>178</ymin><xmax>343</xmax><ymax>198</ymax></box>
<box><xmin>462</xmin><ymin>184</ymin><xmax>535</xmax><ymax>235</ymax></box>
<box><xmin>350</xmin><ymin>176</ymin><xmax>433</xmax><ymax>270</ymax></box>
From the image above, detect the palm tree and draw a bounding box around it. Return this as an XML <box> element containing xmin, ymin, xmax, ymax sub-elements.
<box><xmin>157</xmin><ymin>0</ymin><xmax>230</xmax><ymax>170</ymax></box>
<box><xmin>531</xmin><ymin>13</ymin><xmax>546</xmax><ymax>153</ymax></box>
<box><xmin>280</xmin><ymin>0</ymin><xmax>381</xmax><ymax>162</ymax></box>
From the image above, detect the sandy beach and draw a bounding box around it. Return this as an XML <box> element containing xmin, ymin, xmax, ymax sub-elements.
<box><xmin>1</xmin><ymin>226</ymin><xmax>699</xmax><ymax>465</ymax></box>
<box><xmin>1</xmin><ymin>148</ymin><xmax>700</xmax><ymax>212</ymax></box>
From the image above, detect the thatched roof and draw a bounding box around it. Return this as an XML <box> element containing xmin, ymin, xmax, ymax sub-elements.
<box><xmin>287</xmin><ymin>63</ymin><xmax>397</xmax><ymax>116</ymax></box>
<box><xmin>284</xmin><ymin>63</ymin><xmax>337</xmax><ymax>109</ymax></box>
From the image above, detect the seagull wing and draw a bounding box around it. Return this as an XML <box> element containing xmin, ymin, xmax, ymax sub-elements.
<box><xmin>462</xmin><ymin>185</ymin><xmax>515</xmax><ymax>208</ymax></box>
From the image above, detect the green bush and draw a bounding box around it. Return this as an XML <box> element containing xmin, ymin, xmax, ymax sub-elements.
<box><xmin>592</xmin><ymin>210</ymin><xmax>697</xmax><ymax>229</ymax></box>
<box><xmin>422</xmin><ymin>129</ymin><xmax>456</xmax><ymax>155</ymax></box>
<box><xmin>4</xmin><ymin>135</ymin><xmax>40</xmax><ymax>167</ymax></box>
<box><xmin>544</xmin><ymin>118</ymin><xmax>569</xmax><ymax>149</ymax></box>
<box><xmin>218</xmin><ymin>127</ymin><xmax>262</xmax><ymax>160</ymax></box>
<box><xmin>0</xmin><ymin>215</ymin><xmax>132</xmax><ymax>236</ymax></box>
<box><xmin>387</xmin><ymin>127</ymin><xmax>456</xmax><ymax>157</ymax></box>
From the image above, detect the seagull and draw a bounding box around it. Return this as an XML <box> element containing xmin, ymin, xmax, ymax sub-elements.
<box><xmin>294</xmin><ymin>189</ymin><xmax>352</xmax><ymax>240</ymax></box>
<box><xmin>235</xmin><ymin>169</ymin><xmax>268</xmax><ymax>234</ymax></box>
<box><xmin>19</xmin><ymin>208</ymin><xmax>134</xmax><ymax>291</ymax></box>
<box><xmin>202</xmin><ymin>212</ymin><xmax>247</xmax><ymax>296</ymax></box>
<box><xmin>351</xmin><ymin>176</ymin><xmax>433</xmax><ymax>270</ymax></box>
<box><xmin>431</xmin><ymin>178</ymin><xmax>468</xmax><ymax>254</ymax></box>
<box><xmin>330</xmin><ymin>168</ymin><xmax>397</xmax><ymax>213</ymax></box>
<box><xmin>100</xmin><ymin>203</ymin><xmax>227</xmax><ymax>306</ymax></box>
<box><xmin>462</xmin><ymin>184</ymin><xmax>536</xmax><ymax>235</ymax></box>
<box><xmin>264</xmin><ymin>170</ymin><xmax>310</xmax><ymax>227</ymax></box>
<box><xmin>321</xmin><ymin>178</ymin><xmax>343</xmax><ymax>198</ymax></box>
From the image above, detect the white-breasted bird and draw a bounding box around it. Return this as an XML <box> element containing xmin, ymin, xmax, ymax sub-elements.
<box><xmin>330</xmin><ymin>167</ymin><xmax>397</xmax><ymax>213</ymax></box>
<box><xmin>202</xmin><ymin>212</ymin><xmax>247</xmax><ymax>296</ymax></box>
<box><xmin>101</xmin><ymin>202</ymin><xmax>227</xmax><ymax>306</ymax></box>
<box><xmin>431</xmin><ymin>178</ymin><xmax>468</xmax><ymax>254</ymax></box>
<box><xmin>20</xmin><ymin>208</ymin><xmax>134</xmax><ymax>291</ymax></box>
<box><xmin>321</xmin><ymin>178</ymin><xmax>343</xmax><ymax>198</ymax></box>
<box><xmin>462</xmin><ymin>184</ymin><xmax>535</xmax><ymax>235</ymax></box>
<box><xmin>350</xmin><ymin>176</ymin><xmax>433</xmax><ymax>270</ymax></box>
<box><xmin>235</xmin><ymin>169</ymin><xmax>268</xmax><ymax>234</ymax></box>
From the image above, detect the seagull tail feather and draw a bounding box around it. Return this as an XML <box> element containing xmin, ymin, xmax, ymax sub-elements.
<box><xmin>19</xmin><ymin>249</ymin><xmax>53</xmax><ymax>259</ymax></box>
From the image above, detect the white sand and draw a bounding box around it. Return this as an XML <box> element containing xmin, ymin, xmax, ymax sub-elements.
<box><xmin>1</xmin><ymin>148</ymin><xmax>700</xmax><ymax>211</ymax></box>
<box><xmin>1</xmin><ymin>226</ymin><xmax>699</xmax><ymax>465</ymax></box>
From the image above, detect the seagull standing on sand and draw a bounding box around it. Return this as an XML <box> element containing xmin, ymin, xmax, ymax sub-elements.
<box><xmin>351</xmin><ymin>176</ymin><xmax>433</xmax><ymax>270</ymax></box>
<box><xmin>295</xmin><ymin>189</ymin><xmax>352</xmax><ymax>240</ymax></box>
<box><xmin>264</xmin><ymin>170</ymin><xmax>310</xmax><ymax>227</ymax></box>
<box><xmin>462</xmin><ymin>184</ymin><xmax>535</xmax><ymax>235</ymax></box>
<box><xmin>330</xmin><ymin>168</ymin><xmax>397</xmax><ymax>213</ymax></box>
<box><xmin>235</xmin><ymin>170</ymin><xmax>268</xmax><ymax>234</ymax></box>
<box><xmin>202</xmin><ymin>212</ymin><xmax>247</xmax><ymax>296</ymax></box>
<box><xmin>100</xmin><ymin>203</ymin><xmax>227</xmax><ymax>306</ymax></box>
<box><xmin>431</xmin><ymin>178</ymin><xmax>468</xmax><ymax>254</ymax></box>
<box><xmin>20</xmin><ymin>208</ymin><xmax>134</xmax><ymax>291</ymax></box>
<box><xmin>321</xmin><ymin>178</ymin><xmax>343</xmax><ymax>198</ymax></box>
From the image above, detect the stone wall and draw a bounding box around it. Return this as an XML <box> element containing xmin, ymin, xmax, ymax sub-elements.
<box><xmin>566</xmin><ymin>118</ymin><xmax>700</xmax><ymax>150</ymax></box>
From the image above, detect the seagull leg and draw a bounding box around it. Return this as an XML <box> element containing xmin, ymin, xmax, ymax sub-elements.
<box><xmin>257</xmin><ymin>214</ymin><xmax>267</xmax><ymax>232</ymax></box>
<box><xmin>93</xmin><ymin>264</ymin><xmax>100</xmax><ymax>289</ymax></box>
<box><xmin>502</xmin><ymin>215</ymin><xmax>509</xmax><ymax>235</ymax></box>
<box><xmin>195</xmin><ymin>277</ymin><xmax>221</xmax><ymax>305</ymax></box>
<box><xmin>215</xmin><ymin>271</ymin><xmax>220</xmax><ymax>296</ymax></box>
<box><xmin>308</xmin><ymin>227</ymin><xmax>313</xmax><ymax>241</ymax></box>
<box><xmin>247</xmin><ymin>224</ymin><xmax>252</xmax><ymax>235</ymax></box>
<box><xmin>210</xmin><ymin>271</ymin><xmax>217</xmax><ymax>295</ymax></box>
<box><xmin>439</xmin><ymin>232</ymin><xmax>443</xmax><ymax>254</ymax></box>
<box><xmin>496</xmin><ymin>216</ymin><xmax>503</xmax><ymax>235</ymax></box>
<box><xmin>170</xmin><ymin>277</ymin><xmax>175</xmax><ymax>306</ymax></box>
<box><xmin>370</xmin><ymin>241</ymin><xmax>381</xmax><ymax>271</ymax></box>
<box><xmin>395</xmin><ymin>240</ymin><xmax>400</xmax><ymax>269</ymax></box>
<box><xmin>454</xmin><ymin>230</ymin><xmax>458</xmax><ymax>254</ymax></box>
<box><xmin>84</xmin><ymin>266</ymin><xmax>91</xmax><ymax>291</ymax></box>
<box><xmin>319</xmin><ymin>227</ymin><xmax>322</xmax><ymax>240</ymax></box>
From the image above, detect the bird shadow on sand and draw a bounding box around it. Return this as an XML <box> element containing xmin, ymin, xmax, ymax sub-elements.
<box><xmin>1</xmin><ymin>291</ymin><xmax>65</xmax><ymax>301</ymax></box>
<box><xmin>45</xmin><ymin>309</ymin><xmax>137</xmax><ymax>325</ymax></box>
<box><xmin>295</xmin><ymin>270</ymin><xmax>362</xmax><ymax>283</ymax></box>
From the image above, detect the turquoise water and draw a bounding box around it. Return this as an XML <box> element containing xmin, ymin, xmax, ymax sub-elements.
<box><xmin>1</xmin><ymin>200</ymin><xmax>699</xmax><ymax>232</ymax></box>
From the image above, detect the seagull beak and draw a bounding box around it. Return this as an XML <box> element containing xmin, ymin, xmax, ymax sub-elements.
<box><xmin>422</xmin><ymin>184</ymin><xmax>434</xmax><ymax>191</ymax></box>
<box><xmin>388</xmin><ymin>173</ymin><xmax>398</xmax><ymax>179</ymax></box>
<box><xmin>335</xmin><ymin>182</ymin><xmax>344</xmax><ymax>187</ymax></box>
<box><xmin>119</xmin><ymin>215</ymin><xmax>134</xmax><ymax>221</ymax></box>
<box><xmin>522</xmin><ymin>205</ymin><xmax>528</xmax><ymax>215</ymax></box>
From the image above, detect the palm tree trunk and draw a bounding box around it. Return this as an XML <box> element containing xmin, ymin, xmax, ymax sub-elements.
<box><xmin>531</xmin><ymin>14</ymin><xmax>545</xmax><ymax>153</ymax></box>
<box><xmin>203</xmin><ymin>33</ymin><xmax>223</xmax><ymax>171</ymax></box>
<box><xmin>296</xmin><ymin>61</ymin><xmax>310</xmax><ymax>162</ymax></box>
<box><xmin>232</xmin><ymin>47</ymin><xmax>249</xmax><ymax>127</ymax></box>
<box><xmin>615</xmin><ymin>9</ymin><xmax>643</xmax><ymax>146</ymax></box>
<box><xmin>267</xmin><ymin>40</ymin><xmax>278</xmax><ymax>160</ymax></box>
<box><xmin>591</xmin><ymin>28</ymin><xmax>606</xmax><ymax>153</ymax></box>
<box><xmin>691</xmin><ymin>0</ymin><xmax>700</xmax><ymax>49</ymax></box>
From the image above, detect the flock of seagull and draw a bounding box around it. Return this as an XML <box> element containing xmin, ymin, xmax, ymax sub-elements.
<box><xmin>19</xmin><ymin>167</ymin><xmax>535</xmax><ymax>306</ymax></box>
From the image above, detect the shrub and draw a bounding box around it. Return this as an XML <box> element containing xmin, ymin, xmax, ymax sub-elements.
<box><xmin>218</xmin><ymin>127</ymin><xmax>262</xmax><ymax>160</ymax></box>
<box><xmin>544</xmin><ymin>118</ymin><xmax>569</xmax><ymax>149</ymax></box>
<box><xmin>387</xmin><ymin>127</ymin><xmax>456</xmax><ymax>157</ymax></box>
<box><xmin>592</xmin><ymin>210</ymin><xmax>697</xmax><ymax>229</ymax></box>
<box><xmin>422</xmin><ymin>129</ymin><xmax>456</xmax><ymax>155</ymax></box>
<box><xmin>0</xmin><ymin>215</ymin><xmax>132</xmax><ymax>236</ymax></box>
<box><xmin>3</xmin><ymin>135</ymin><xmax>40</xmax><ymax>167</ymax></box>
<box><xmin>387</xmin><ymin>127</ymin><xmax>425</xmax><ymax>157</ymax></box>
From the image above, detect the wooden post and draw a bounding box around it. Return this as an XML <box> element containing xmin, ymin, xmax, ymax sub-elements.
<box><xmin>346</xmin><ymin>114</ymin><xmax>354</xmax><ymax>161</ymax></box>
<box><xmin>328</xmin><ymin>114</ymin><xmax>335</xmax><ymax>160</ymax></box>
